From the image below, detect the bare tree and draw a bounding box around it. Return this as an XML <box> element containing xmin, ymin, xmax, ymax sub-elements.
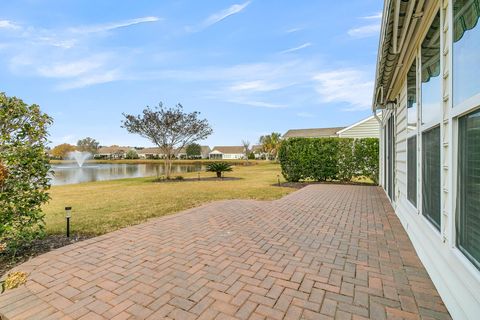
<box><xmin>242</xmin><ymin>139</ymin><xmax>251</xmax><ymax>162</ymax></box>
<box><xmin>122</xmin><ymin>103</ymin><xmax>212</xmax><ymax>178</ymax></box>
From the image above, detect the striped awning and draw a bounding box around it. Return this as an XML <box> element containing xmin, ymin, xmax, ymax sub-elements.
<box><xmin>454</xmin><ymin>0</ymin><xmax>480</xmax><ymax>42</ymax></box>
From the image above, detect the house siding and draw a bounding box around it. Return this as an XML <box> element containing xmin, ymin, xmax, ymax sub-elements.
<box><xmin>337</xmin><ymin>116</ymin><xmax>380</xmax><ymax>138</ymax></box>
<box><xmin>376</xmin><ymin>1</ymin><xmax>480</xmax><ymax>319</ymax></box>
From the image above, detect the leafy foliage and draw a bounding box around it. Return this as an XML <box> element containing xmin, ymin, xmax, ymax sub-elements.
<box><xmin>259</xmin><ymin>132</ymin><xmax>282</xmax><ymax>160</ymax></box>
<box><xmin>1</xmin><ymin>271</ymin><xmax>28</xmax><ymax>293</ymax></box>
<box><xmin>122</xmin><ymin>103</ymin><xmax>212</xmax><ymax>178</ymax></box>
<box><xmin>51</xmin><ymin>143</ymin><xmax>76</xmax><ymax>159</ymax></box>
<box><xmin>0</xmin><ymin>92</ymin><xmax>52</xmax><ymax>254</ymax></box>
<box><xmin>278</xmin><ymin>137</ymin><xmax>379</xmax><ymax>183</ymax></box>
<box><xmin>186</xmin><ymin>143</ymin><xmax>202</xmax><ymax>159</ymax></box>
<box><xmin>125</xmin><ymin>149</ymin><xmax>139</xmax><ymax>159</ymax></box>
<box><xmin>206</xmin><ymin>162</ymin><xmax>233</xmax><ymax>178</ymax></box>
<box><xmin>77</xmin><ymin>137</ymin><xmax>100</xmax><ymax>154</ymax></box>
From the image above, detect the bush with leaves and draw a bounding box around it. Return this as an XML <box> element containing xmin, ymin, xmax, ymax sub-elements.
<box><xmin>0</xmin><ymin>92</ymin><xmax>52</xmax><ymax>254</ymax></box>
<box><xmin>125</xmin><ymin>149</ymin><xmax>139</xmax><ymax>159</ymax></box>
<box><xmin>206</xmin><ymin>162</ymin><xmax>233</xmax><ymax>178</ymax></box>
<box><xmin>278</xmin><ymin>137</ymin><xmax>379</xmax><ymax>183</ymax></box>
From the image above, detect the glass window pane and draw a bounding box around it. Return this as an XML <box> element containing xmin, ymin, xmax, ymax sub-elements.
<box><xmin>457</xmin><ymin>108</ymin><xmax>480</xmax><ymax>270</ymax></box>
<box><xmin>421</xmin><ymin>12</ymin><xmax>441</xmax><ymax>125</ymax></box>
<box><xmin>422</xmin><ymin>126</ymin><xmax>441</xmax><ymax>230</ymax></box>
<box><xmin>453</xmin><ymin>0</ymin><xmax>480</xmax><ymax>106</ymax></box>
<box><xmin>407</xmin><ymin>61</ymin><xmax>417</xmax><ymax>133</ymax></box>
<box><xmin>407</xmin><ymin>136</ymin><xmax>417</xmax><ymax>207</ymax></box>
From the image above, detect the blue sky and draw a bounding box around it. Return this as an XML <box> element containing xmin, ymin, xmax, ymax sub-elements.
<box><xmin>0</xmin><ymin>0</ymin><xmax>382</xmax><ymax>147</ymax></box>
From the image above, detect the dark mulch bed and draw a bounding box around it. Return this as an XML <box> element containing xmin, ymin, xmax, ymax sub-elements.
<box><xmin>0</xmin><ymin>234</ymin><xmax>90</xmax><ymax>277</ymax></box>
<box><xmin>154</xmin><ymin>177</ymin><xmax>242</xmax><ymax>183</ymax></box>
<box><xmin>275</xmin><ymin>180</ymin><xmax>377</xmax><ymax>189</ymax></box>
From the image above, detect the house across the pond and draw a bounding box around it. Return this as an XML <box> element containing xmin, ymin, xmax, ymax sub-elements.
<box><xmin>283</xmin><ymin>115</ymin><xmax>379</xmax><ymax>139</ymax></box>
<box><xmin>209</xmin><ymin>146</ymin><xmax>245</xmax><ymax>160</ymax></box>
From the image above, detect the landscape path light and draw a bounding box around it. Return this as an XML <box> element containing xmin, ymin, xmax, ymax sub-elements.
<box><xmin>65</xmin><ymin>206</ymin><xmax>72</xmax><ymax>238</ymax></box>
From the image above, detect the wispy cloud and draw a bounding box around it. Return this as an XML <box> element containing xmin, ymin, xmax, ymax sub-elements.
<box><xmin>227</xmin><ymin>99</ymin><xmax>286</xmax><ymax>108</ymax></box>
<box><xmin>69</xmin><ymin>16</ymin><xmax>161</xmax><ymax>34</ymax></box>
<box><xmin>286</xmin><ymin>27</ymin><xmax>303</xmax><ymax>33</ymax></box>
<box><xmin>229</xmin><ymin>80</ymin><xmax>288</xmax><ymax>92</ymax></box>
<box><xmin>58</xmin><ymin>69</ymin><xmax>123</xmax><ymax>90</ymax></box>
<box><xmin>313</xmin><ymin>68</ymin><xmax>373</xmax><ymax>111</ymax></box>
<box><xmin>280</xmin><ymin>42</ymin><xmax>312</xmax><ymax>54</ymax></box>
<box><xmin>0</xmin><ymin>20</ymin><xmax>20</xmax><ymax>29</ymax></box>
<box><xmin>187</xmin><ymin>1</ymin><xmax>251</xmax><ymax>32</ymax></box>
<box><xmin>348</xmin><ymin>12</ymin><xmax>382</xmax><ymax>38</ymax></box>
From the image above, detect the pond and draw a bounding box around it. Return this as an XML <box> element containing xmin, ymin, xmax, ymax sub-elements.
<box><xmin>50</xmin><ymin>163</ymin><xmax>206</xmax><ymax>186</ymax></box>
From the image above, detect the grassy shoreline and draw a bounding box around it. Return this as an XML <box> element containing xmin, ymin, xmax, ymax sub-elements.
<box><xmin>42</xmin><ymin>162</ymin><xmax>291</xmax><ymax>236</ymax></box>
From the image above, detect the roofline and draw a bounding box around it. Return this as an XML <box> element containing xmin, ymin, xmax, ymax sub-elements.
<box><xmin>336</xmin><ymin>115</ymin><xmax>376</xmax><ymax>134</ymax></box>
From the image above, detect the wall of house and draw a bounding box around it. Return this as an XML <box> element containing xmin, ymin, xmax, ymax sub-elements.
<box><xmin>337</xmin><ymin>116</ymin><xmax>380</xmax><ymax>138</ymax></box>
<box><xmin>222</xmin><ymin>153</ymin><xmax>244</xmax><ymax>160</ymax></box>
<box><xmin>378</xmin><ymin>1</ymin><xmax>480</xmax><ymax>318</ymax></box>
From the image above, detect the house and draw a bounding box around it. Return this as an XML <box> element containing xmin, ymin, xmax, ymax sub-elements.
<box><xmin>209</xmin><ymin>146</ymin><xmax>245</xmax><ymax>160</ymax></box>
<box><xmin>283</xmin><ymin>116</ymin><xmax>379</xmax><ymax>139</ymax></box>
<box><xmin>373</xmin><ymin>0</ymin><xmax>480</xmax><ymax>318</ymax></box>
<box><xmin>137</xmin><ymin>147</ymin><xmax>165</xmax><ymax>159</ymax></box>
<box><xmin>95</xmin><ymin>146</ymin><xmax>133</xmax><ymax>159</ymax></box>
<box><xmin>176</xmin><ymin>146</ymin><xmax>211</xmax><ymax>159</ymax></box>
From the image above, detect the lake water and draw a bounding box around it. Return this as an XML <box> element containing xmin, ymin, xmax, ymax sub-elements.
<box><xmin>51</xmin><ymin>163</ymin><xmax>205</xmax><ymax>186</ymax></box>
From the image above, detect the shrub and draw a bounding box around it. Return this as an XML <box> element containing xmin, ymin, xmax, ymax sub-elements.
<box><xmin>0</xmin><ymin>93</ymin><xmax>52</xmax><ymax>254</ymax></box>
<box><xmin>278</xmin><ymin>137</ymin><xmax>379</xmax><ymax>183</ymax></box>
<box><xmin>206</xmin><ymin>162</ymin><xmax>233</xmax><ymax>178</ymax></box>
<box><xmin>175</xmin><ymin>175</ymin><xmax>184</xmax><ymax>180</ymax></box>
<box><xmin>125</xmin><ymin>149</ymin><xmax>139</xmax><ymax>159</ymax></box>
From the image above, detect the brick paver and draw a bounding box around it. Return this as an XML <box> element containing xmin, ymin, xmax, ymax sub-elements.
<box><xmin>0</xmin><ymin>185</ymin><xmax>451</xmax><ymax>319</ymax></box>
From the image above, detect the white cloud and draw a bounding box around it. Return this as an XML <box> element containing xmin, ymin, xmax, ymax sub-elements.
<box><xmin>229</xmin><ymin>80</ymin><xmax>287</xmax><ymax>92</ymax></box>
<box><xmin>187</xmin><ymin>1</ymin><xmax>251</xmax><ymax>32</ymax></box>
<box><xmin>286</xmin><ymin>27</ymin><xmax>302</xmax><ymax>33</ymax></box>
<box><xmin>348</xmin><ymin>12</ymin><xmax>382</xmax><ymax>38</ymax></box>
<box><xmin>347</xmin><ymin>24</ymin><xmax>380</xmax><ymax>38</ymax></box>
<box><xmin>0</xmin><ymin>20</ymin><xmax>20</xmax><ymax>29</ymax></box>
<box><xmin>313</xmin><ymin>69</ymin><xmax>373</xmax><ymax>110</ymax></box>
<box><xmin>69</xmin><ymin>16</ymin><xmax>161</xmax><ymax>34</ymax></box>
<box><xmin>280</xmin><ymin>42</ymin><xmax>312</xmax><ymax>54</ymax></box>
<box><xmin>227</xmin><ymin>99</ymin><xmax>286</xmax><ymax>108</ymax></box>
<box><xmin>58</xmin><ymin>69</ymin><xmax>122</xmax><ymax>90</ymax></box>
<box><xmin>37</xmin><ymin>57</ymin><xmax>105</xmax><ymax>78</ymax></box>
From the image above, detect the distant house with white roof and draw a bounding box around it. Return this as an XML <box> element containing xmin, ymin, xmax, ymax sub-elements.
<box><xmin>209</xmin><ymin>146</ymin><xmax>245</xmax><ymax>160</ymax></box>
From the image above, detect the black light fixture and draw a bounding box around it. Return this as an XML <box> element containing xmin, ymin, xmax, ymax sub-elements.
<box><xmin>65</xmin><ymin>206</ymin><xmax>72</xmax><ymax>238</ymax></box>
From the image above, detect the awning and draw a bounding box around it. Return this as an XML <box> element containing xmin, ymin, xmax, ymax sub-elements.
<box><xmin>454</xmin><ymin>0</ymin><xmax>480</xmax><ymax>42</ymax></box>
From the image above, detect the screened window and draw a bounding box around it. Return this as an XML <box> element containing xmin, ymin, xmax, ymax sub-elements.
<box><xmin>422</xmin><ymin>126</ymin><xmax>441</xmax><ymax>230</ymax></box>
<box><xmin>407</xmin><ymin>61</ymin><xmax>417</xmax><ymax>133</ymax></box>
<box><xmin>421</xmin><ymin>12</ymin><xmax>441</xmax><ymax>125</ymax></box>
<box><xmin>457</xmin><ymin>109</ymin><xmax>480</xmax><ymax>270</ymax></box>
<box><xmin>407</xmin><ymin>136</ymin><xmax>417</xmax><ymax>207</ymax></box>
<box><xmin>453</xmin><ymin>0</ymin><xmax>480</xmax><ymax>106</ymax></box>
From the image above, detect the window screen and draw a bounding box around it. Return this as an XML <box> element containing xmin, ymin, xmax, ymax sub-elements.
<box><xmin>422</xmin><ymin>126</ymin><xmax>441</xmax><ymax>230</ymax></box>
<box><xmin>457</xmin><ymin>108</ymin><xmax>480</xmax><ymax>270</ymax></box>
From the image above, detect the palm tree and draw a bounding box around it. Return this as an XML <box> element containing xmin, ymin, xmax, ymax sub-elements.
<box><xmin>259</xmin><ymin>132</ymin><xmax>282</xmax><ymax>160</ymax></box>
<box><xmin>242</xmin><ymin>139</ymin><xmax>251</xmax><ymax>162</ymax></box>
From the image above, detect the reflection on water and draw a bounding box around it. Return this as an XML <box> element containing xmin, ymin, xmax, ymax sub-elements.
<box><xmin>51</xmin><ymin>163</ymin><xmax>205</xmax><ymax>186</ymax></box>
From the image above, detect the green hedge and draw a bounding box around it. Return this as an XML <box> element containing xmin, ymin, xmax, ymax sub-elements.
<box><xmin>278</xmin><ymin>137</ymin><xmax>379</xmax><ymax>184</ymax></box>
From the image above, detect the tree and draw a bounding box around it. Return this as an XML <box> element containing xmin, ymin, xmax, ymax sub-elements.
<box><xmin>125</xmin><ymin>149</ymin><xmax>139</xmax><ymax>159</ymax></box>
<box><xmin>186</xmin><ymin>143</ymin><xmax>202</xmax><ymax>159</ymax></box>
<box><xmin>0</xmin><ymin>92</ymin><xmax>53</xmax><ymax>253</ymax></box>
<box><xmin>242</xmin><ymin>140</ymin><xmax>250</xmax><ymax>162</ymax></box>
<box><xmin>77</xmin><ymin>137</ymin><xmax>99</xmax><ymax>154</ymax></box>
<box><xmin>259</xmin><ymin>132</ymin><xmax>282</xmax><ymax>160</ymax></box>
<box><xmin>51</xmin><ymin>143</ymin><xmax>76</xmax><ymax>159</ymax></box>
<box><xmin>122</xmin><ymin>103</ymin><xmax>212</xmax><ymax>178</ymax></box>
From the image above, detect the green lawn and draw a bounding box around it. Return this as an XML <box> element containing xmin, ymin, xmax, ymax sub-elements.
<box><xmin>43</xmin><ymin>163</ymin><xmax>292</xmax><ymax>235</ymax></box>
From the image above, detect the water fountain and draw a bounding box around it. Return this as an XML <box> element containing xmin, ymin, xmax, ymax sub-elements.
<box><xmin>68</xmin><ymin>151</ymin><xmax>91</xmax><ymax>167</ymax></box>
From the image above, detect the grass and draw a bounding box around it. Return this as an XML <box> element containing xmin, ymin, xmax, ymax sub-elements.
<box><xmin>43</xmin><ymin>162</ymin><xmax>292</xmax><ymax>236</ymax></box>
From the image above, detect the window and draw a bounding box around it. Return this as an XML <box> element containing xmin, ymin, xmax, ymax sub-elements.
<box><xmin>457</xmin><ymin>109</ymin><xmax>480</xmax><ymax>270</ymax></box>
<box><xmin>453</xmin><ymin>0</ymin><xmax>480</xmax><ymax>106</ymax></box>
<box><xmin>421</xmin><ymin>12</ymin><xmax>441</xmax><ymax>126</ymax></box>
<box><xmin>407</xmin><ymin>61</ymin><xmax>418</xmax><ymax>133</ymax></box>
<box><xmin>407</xmin><ymin>136</ymin><xmax>417</xmax><ymax>207</ymax></box>
<box><xmin>422</xmin><ymin>126</ymin><xmax>441</xmax><ymax>230</ymax></box>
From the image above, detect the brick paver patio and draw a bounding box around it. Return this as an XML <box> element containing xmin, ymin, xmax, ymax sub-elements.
<box><xmin>0</xmin><ymin>185</ymin><xmax>450</xmax><ymax>319</ymax></box>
